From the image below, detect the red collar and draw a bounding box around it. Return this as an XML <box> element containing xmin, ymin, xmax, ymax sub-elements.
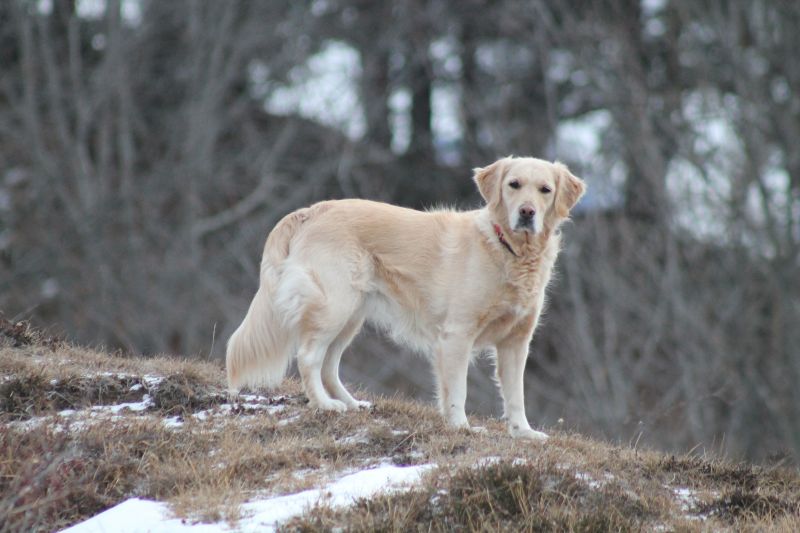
<box><xmin>492</xmin><ymin>223</ymin><xmax>519</xmax><ymax>257</ymax></box>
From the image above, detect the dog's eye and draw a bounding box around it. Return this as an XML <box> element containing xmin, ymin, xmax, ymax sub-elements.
<box><xmin>508</xmin><ymin>180</ymin><xmax>521</xmax><ymax>189</ymax></box>
<box><xmin>539</xmin><ymin>186</ymin><xmax>552</xmax><ymax>194</ymax></box>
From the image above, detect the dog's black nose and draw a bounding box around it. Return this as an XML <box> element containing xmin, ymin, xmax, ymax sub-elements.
<box><xmin>519</xmin><ymin>205</ymin><xmax>535</xmax><ymax>220</ymax></box>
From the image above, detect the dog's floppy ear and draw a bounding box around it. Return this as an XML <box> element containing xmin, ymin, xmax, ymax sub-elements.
<box><xmin>554</xmin><ymin>162</ymin><xmax>586</xmax><ymax>218</ymax></box>
<box><xmin>473</xmin><ymin>158</ymin><xmax>508</xmax><ymax>206</ymax></box>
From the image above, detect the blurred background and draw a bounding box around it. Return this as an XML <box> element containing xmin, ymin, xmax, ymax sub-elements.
<box><xmin>1</xmin><ymin>0</ymin><xmax>799</xmax><ymax>462</ymax></box>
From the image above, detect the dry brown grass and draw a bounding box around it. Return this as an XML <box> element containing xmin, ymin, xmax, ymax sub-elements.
<box><xmin>2</xmin><ymin>328</ymin><xmax>800</xmax><ymax>532</ymax></box>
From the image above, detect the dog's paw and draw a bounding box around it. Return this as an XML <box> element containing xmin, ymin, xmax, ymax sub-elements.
<box><xmin>341</xmin><ymin>398</ymin><xmax>371</xmax><ymax>410</ymax></box>
<box><xmin>314</xmin><ymin>398</ymin><xmax>348</xmax><ymax>412</ymax></box>
<box><xmin>446</xmin><ymin>416</ymin><xmax>471</xmax><ymax>431</ymax></box>
<box><xmin>509</xmin><ymin>425</ymin><xmax>549</xmax><ymax>441</ymax></box>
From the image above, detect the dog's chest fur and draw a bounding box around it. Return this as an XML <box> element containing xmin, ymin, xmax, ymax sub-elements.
<box><xmin>473</xmin><ymin>234</ymin><xmax>561</xmax><ymax>347</ymax></box>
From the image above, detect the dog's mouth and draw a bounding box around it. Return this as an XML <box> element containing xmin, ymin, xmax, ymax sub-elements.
<box><xmin>513</xmin><ymin>218</ymin><xmax>538</xmax><ymax>234</ymax></box>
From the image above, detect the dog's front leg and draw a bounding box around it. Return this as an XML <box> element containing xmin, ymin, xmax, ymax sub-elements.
<box><xmin>434</xmin><ymin>337</ymin><xmax>472</xmax><ymax>430</ymax></box>
<box><xmin>496</xmin><ymin>337</ymin><xmax>549</xmax><ymax>441</ymax></box>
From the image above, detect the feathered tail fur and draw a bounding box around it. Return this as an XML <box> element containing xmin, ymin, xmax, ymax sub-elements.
<box><xmin>225</xmin><ymin>205</ymin><xmax>319</xmax><ymax>392</ymax></box>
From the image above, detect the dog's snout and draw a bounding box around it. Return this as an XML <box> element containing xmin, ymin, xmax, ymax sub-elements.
<box><xmin>519</xmin><ymin>205</ymin><xmax>535</xmax><ymax>220</ymax></box>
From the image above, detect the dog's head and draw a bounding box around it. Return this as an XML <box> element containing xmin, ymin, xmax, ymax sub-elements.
<box><xmin>473</xmin><ymin>156</ymin><xmax>586</xmax><ymax>234</ymax></box>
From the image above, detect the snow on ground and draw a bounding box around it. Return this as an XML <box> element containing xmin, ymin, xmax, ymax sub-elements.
<box><xmin>673</xmin><ymin>487</ymin><xmax>697</xmax><ymax>512</ymax></box>
<box><xmin>91</xmin><ymin>394</ymin><xmax>152</xmax><ymax>414</ymax></box>
<box><xmin>61</xmin><ymin>463</ymin><xmax>434</xmax><ymax>533</ymax></box>
<box><xmin>8</xmin><ymin>381</ymin><xmax>288</xmax><ymax>433</ymax></box>
<box><xmin>6</xmin><ymin>365</ymin><xmax>722</xmax><ymax>530</ymax></box>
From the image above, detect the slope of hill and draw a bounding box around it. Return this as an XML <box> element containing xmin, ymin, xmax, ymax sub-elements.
<box><xmin>2</xmin><ymin>319</ymin><xmax>799</xmax><ymax>532</ymax></box>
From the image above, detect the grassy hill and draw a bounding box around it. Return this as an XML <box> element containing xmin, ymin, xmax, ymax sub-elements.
<box><xmin>2</xmin><ymin>319</ymin><xmax>799</xmax><ymax>532</ymax></box>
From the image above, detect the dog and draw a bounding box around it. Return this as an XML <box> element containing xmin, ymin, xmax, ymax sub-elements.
<box><xmin>226</xmin><ymin>156</ymin><xmax>585</xmax><ymax>440</ymax></box>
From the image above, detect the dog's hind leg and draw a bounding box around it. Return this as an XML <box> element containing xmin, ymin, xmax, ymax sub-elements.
<box><xmin>321</xmin><ymin>315</ymin><xmax>369</xmax><ymax>409</ymax></box>
<box><xmin>297</xmin><ymin>335</ymin><xmax>348</xmax><ymax>412</ymax></box>
<box><xmin>294</xmin><ymin>267</ymin><xmax>364</xmax><ymax>412</ymax></box>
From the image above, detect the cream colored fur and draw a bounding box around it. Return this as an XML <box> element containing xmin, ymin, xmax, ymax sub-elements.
<box><xmin>226</xmin><ymin>156</ymin><xmax>586</xmax><ymax>440</ymax></box>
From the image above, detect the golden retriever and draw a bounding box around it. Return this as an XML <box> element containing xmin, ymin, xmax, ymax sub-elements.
<box><xmin>226</xmin><ymin>156</ymin><xmax>585</xmax><ymax>440</ymax></box>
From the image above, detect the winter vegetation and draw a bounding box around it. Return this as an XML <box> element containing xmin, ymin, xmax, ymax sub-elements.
<box><xmin>1</xmin><ymin>0</ymin><xmax>799</xmax><ymax>506</ymax></box>
<box><xmin>3</xmin><ymin>321</ymin><xmax>800</xmax><ymax>532</ymax></box>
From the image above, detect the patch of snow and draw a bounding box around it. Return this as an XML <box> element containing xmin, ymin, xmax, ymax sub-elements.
<box><xmin>6</xmin><ymin>381</ymin><xmax>291</xmax><ymax>435</ymax></box>
<box><xmin>163</xmin><ymin>403</ymin><xmax>268</xmax><ymax>423</ymax></box>
<box><xmin>239</xmin><ymin>463</ymin><xmax>434</xmax><ymax>531</ymax></box>
<box><xmin>575</xmin><ymin>471</ymin><xmax>603</xmax><ymax>490</ymax></box>
<box><xmin>234</xmin><ymin>403</ymin><xmax>285</xmax><ymax>414</ymax></box>
<box><xmin>8</xmin><ymin>410</ymin><xmax>126</xmax><ymax>433</ymax></box>
<box><xmin>192</xmin><ymin>403</ymin><xmax>285</xmax><ymax>421</ymax></box>
<box><xmin>474</xmin><ymin>456</ymin><xmax>502</xmax><ymax>467</ymax></box>
<box><xmin>60</xmin><ymin>498</ymin><xmax>219</xmax><ymax>533</ymax></box>
<box><xmin>336</xmin><ymin>430</ymin><xmax>370</xmax><ymax>446</ymax></box>
<box><xmin>192</xmin><ymin>410</ymin><xmax>212</xmax><ymax>422</ymax></box>
<box><xmin>475</xmin><ymin>456</ymin><xmax>528</xmax><ymax>468</ymax></box>
<box><xmin>98</xmin><ymin>371</ymin><xmax>134</xmax><ymax>379</ymax></box>
<box><xmin>91</xmin><ymin>394</ymin><xmax>152</xmax><ymax>414</ymax></box>
<box><xmin>430</xmin><ymin>488</ymin><xmax>449</xmax><ymax>508</ymax></box>
<box><xmin>277</xmin><ymin>414</ymin><xmax>301</xmax><ymax>427</ymax></box>
<box><xmin>163</xmin><ymin>416</ymin><xmax>184</xmax><ymax>428</ymax></box>
<box><xmin>237</xmin><ymin>394</ymin><xmax>271</xmax><ymax>403</ymax></box>
<box><xmin>159</xmin><ymin>401</ymin><xmax>285</xmax><ymax>428</ymax></box>
<box><xmin>667</xmin><ymin>485</ymin><xmax>710</xmax><ymax>522</ymax></box>
<box><xmin>13</xmin><ymin>395</ymin><xmax>281</xmax><ymax>433</ymax></box>
<box><xmin>673</xmin><ymin>487</ymin><xmax>697</xmax><ymax>512</ymax></box>
<box><xmin>404</xmin><ymin>450</ymin><xmax>427</xmax><ymax>460</ymax></box>
<box><xmin>61</xmin><ymin>463</ymin><xmax>434</xmax><ymax>533</ymax></box>
<box><xmin>291</xmin><ymin>468</ymin><xmax>316</xmax><ymax>480</ymax></box>
<box><xmin>7</xmin><ymin>417</ymin><xmax>50</xmax><ymax>432</ymax></box>
<box><xmin>574</xmin><ymin>470</ymin><xmax>615</xmax><ymax>490</ymax></box>
<box><xmin>143</xmin><ymin>375</ymin><xmax>164</xmax><ymax>387</ymax></box>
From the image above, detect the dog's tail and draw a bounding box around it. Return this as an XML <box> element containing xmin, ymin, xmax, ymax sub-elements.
<box><xmin>225</xmin><ymin>205</ymin><xmax>321</xmax><ymax>393</ymax></box>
